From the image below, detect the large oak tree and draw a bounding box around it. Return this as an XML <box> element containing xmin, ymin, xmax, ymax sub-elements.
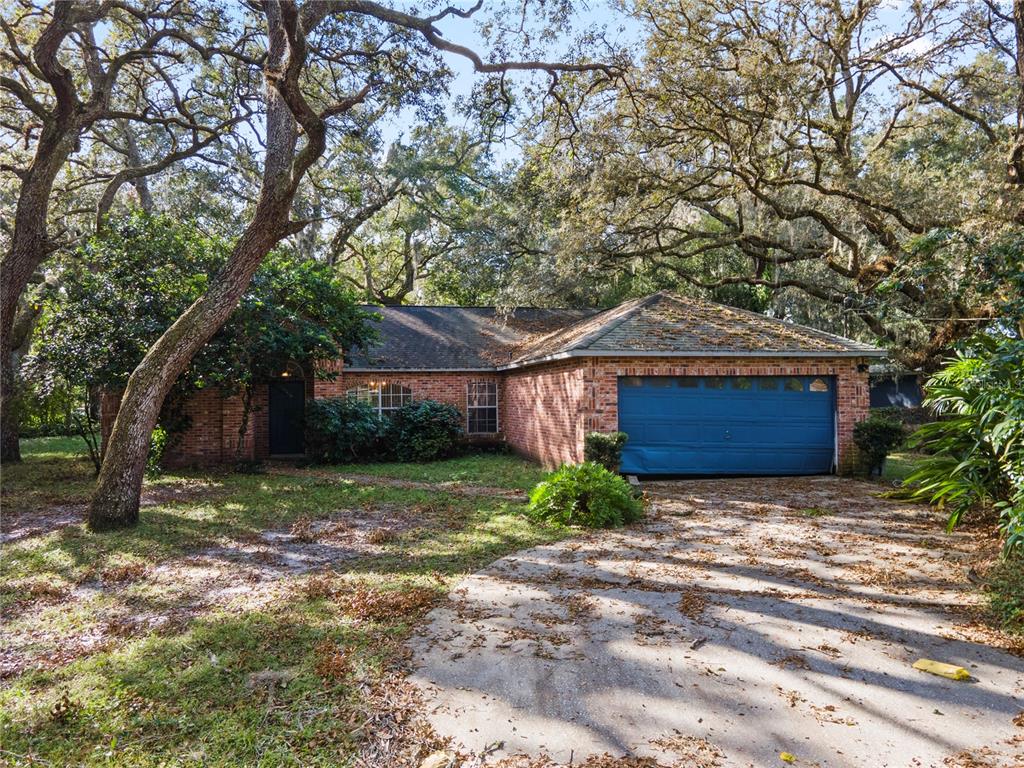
<box><xmin>0</xmin><ymin>0</ymin><xmax>248</xmax><ymax>461</ymax></box>
<box><xmin>495</xmin><ymin>0</ymin><xmax>1024</xmax><ymax>366</ymax></box>
<box><xmin>86</xmin><ymin>0</ymin><xmax>618</xmax><ymax>529</ymax></box>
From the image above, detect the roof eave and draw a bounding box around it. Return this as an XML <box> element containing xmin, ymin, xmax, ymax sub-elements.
<box><xmin>498</xmin><ymin>347</ymin><xmax>887</xmax><ymax>371</ymax></box>
<box><xmin>343</xmin><ymin>367</ymin><xmax>499</xmax><ymax>373</ymax></box>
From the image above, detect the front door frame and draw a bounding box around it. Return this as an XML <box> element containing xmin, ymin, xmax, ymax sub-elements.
<box><xmin>268</xmin><ymin>377</ymin><xmax>307</xmax><ymax>457</ymax></box>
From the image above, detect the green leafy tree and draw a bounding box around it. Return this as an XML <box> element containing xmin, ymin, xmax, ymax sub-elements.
<box><xmin>900</xmin><ymin>235</ymin><xmax>1024</xmax><ymax>555</ymax></box>
<box><xmin>27</xmin><ymin>213</ymin><xmax>375</xmax><ymax>467</ymax></box>
<box><xmin>491</xmin><ymin>0</ymin><xmax>1024</xmax><ymax>364</ymax></box>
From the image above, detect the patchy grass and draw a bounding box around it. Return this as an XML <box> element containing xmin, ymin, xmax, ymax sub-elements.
<box><xmin>326</xmin><ymin>452</ymin><xmax>546</xmax><ymax>491</ymax></box>
<box><xmin>0</xmin><ymin>439</ymin><xmax>563</xmax><ymax>766</ymax></box>
<box><xmin>881</xmin><ymin>451</ymin><xmax>927</xmax><ymax>483</ymax></box>
<box><xmin>798</xmin><ymin>507</ymin><xmax>831</xmax><ymax>518</ymax></box>
<box><xmin>986</xmin><ymin>556</ymin><xmax>1024</xmax><ymax>635</ymax></box>
<box><xmin>1</xmin><ymin>436</ymin><xmax>97</xmax><ymax>516</ymax></box>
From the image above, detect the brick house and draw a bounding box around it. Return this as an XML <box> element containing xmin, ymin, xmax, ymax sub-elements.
<box><xmin>102</xmin><ymin>291</ymin><xmax>884</xmax><ymax>473</ymax></box>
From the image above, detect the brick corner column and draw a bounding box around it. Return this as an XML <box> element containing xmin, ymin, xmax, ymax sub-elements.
<box><xmin>836</xmin><ymin>359</ymin><xmax>871</xmax><ymax>475</ymax></box>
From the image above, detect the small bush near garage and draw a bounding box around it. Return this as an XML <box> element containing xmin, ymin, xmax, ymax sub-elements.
<box><xmin>386</xmin><ymin>401</ymin><xmax>465</xmax><ymax>462</ymax></box>
<box><xmin>306</xmin><ymin>398</ymin><xmax>384</xmax><ymax>462</ymax></box>
<box><xmin>584</xmin><ymin>431</ymin><xmax>628</xmax><ymax>472</ymax></box>
<box><xmin>853</xmin><ymin>412</ymin><xmax>905</xmax><ymax>476</ymax></box>
<box><xmin>527</xmin><ymin>462</ymin><xmax>644</xmax><ymax>528</ymax></box>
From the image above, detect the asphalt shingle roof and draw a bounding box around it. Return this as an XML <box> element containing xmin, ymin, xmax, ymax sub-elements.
<box><xmin>347</xmin><ymin>292</ymin><xmax>884</xmax><ymax>371</ymax></box>
<box><xmin>346</xmin><ymin>306</ymin><xmax>598</xmax><ymax>370</ymax></box>
<box><xmin>507</xmin><ymin>292</ymin><xmax>884</xmax><ymax>365</ymax></box>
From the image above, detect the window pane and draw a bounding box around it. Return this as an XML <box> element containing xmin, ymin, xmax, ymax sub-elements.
<box><xmin>784</xmin><ymin>377</ymin><xmax>804</xmax><ymax>392</ymax></box>
<box><xmin>620</xmin><ymin>377</ymin><xmax>643</xmax><ymax>387</ymax></box>
<box><xmin>347</xmin><ymin>385</ymin><xmax>375</xmax><ymax>405</ymax></box>
<box><xmin>677</xmin><ymin>377</ymin><xmax>699</xmax><ymax>388</ymax></box>
<box><xmin>467</xmin><ymin>381</ymin><xmax>498</xmax><ymax>434</ymax></box>
<box><xmin>647</xmin><ymin>378</ymin><xmax>672</xmax><ymax>388</ymax></box>
<box><xmin>733</xmin><ymin>377</ymin><xmax>752</xmax><ymax>390</ymax></box>
<box><xmin>758</xmin><ymin>378</ymin><xmax>779</xmax><ymax>391</ymax></box>
<box><xmin>809</xmin><ymin>378</ymin><xmax>829</xmax><ymax>392</ymax></box>
<box><xmin>468</xmin><ymin>410</ymin><xmax>497</xmax><ymax>433</ymax></box>
<box><xmin>704</xmin><ymin>377</ymin><xmax>725</xmax><ymax>390</ymax></box>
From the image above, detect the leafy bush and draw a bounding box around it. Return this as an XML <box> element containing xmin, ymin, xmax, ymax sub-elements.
<box><xmin>986</xmin><ymin>556</ymin><xmax>1024</xmax><ymax>634</ymax></box>
<box><xmin>899</xmin><ymin>335</ymin><xmax>1024</xmax><ymax>556</ymax></box>
<box><xmin>527</xmin><ymin>462</ymin><xmax>644</xmax><ymax>528</ymax></box>
<box><xmin>853</xmin><ymin>413</ymin><xmax>905</xmax><ymax>476</ymax></box>
<box><xmin>386</xmin><ymin>400</ymin><xmax>464</xmax><ymax>462</ymax></box>
<box><xmin>146</xmin><ymin>426</ymin><xmax>169</xmax><ymax>478</ymax></box>
<box><xmin>306</xmin><ymin>398</ymin><xmax>384</xmax><ymax>462</ymax></box>
<box><xmin>584</xmin><ymin>431</ymin><xmax>628</xmax><ymax>472</ymax></box>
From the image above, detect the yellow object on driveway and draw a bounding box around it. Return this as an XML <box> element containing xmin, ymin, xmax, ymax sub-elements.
<box><xmin>913</xmin><ymin>658</ymin><xmax>971</xmax><ymax>680</ymax></box>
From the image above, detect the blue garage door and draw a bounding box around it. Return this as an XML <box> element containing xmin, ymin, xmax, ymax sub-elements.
<box><xmin>618</xmin><ymin>375</ymin><xmax>836</xmax><ymax>475</ymax></box>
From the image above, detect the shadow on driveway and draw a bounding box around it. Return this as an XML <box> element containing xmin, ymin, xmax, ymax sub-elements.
<box><xmin>409</xmin><ymin>476</ymin><xmax>1024</xmax><ymax>767</ymax></box>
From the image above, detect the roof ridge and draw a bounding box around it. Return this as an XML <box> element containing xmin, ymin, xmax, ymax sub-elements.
<box><xmin>568</xmin><ymin>293</ymin><xmax>662</xmax><ymax>352</ymax></box>
<box><xmin>505</xmin><ymin>293</ymin><xmax>665</xmax><ymax>365</ymax></box>
<box><xmin>657</xmin><ymin>291</ymin><xmax>878</xmax><ymax>350</ymax></box>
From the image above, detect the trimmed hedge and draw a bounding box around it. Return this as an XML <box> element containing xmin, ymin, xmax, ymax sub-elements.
<box><xmin>306</xmin><ymin>397</ymin><xmax>464</xmax><ymax>463</ymax></box>
<box><xmin>527</xmin><ymin>462</ymin><xmax>644</xmax><ymax>528</ymax></box>
<box><xmin>306</xmin><ymin>398</ymin><xmax>385</xmax><ymax>462</ymax></box>
<box><xmin>388</xmin><ymin>400</ymin><xmax>464</xmax><ymax>462</ymax></box>
<box><xmin>584</xmin><ymin>431</ymin><xmax>628</xmax><ymax>472</ymax></box>
<box><xmin>853</xmin><ymin>412</ymin><xmax>905</xmax><ymax>476</ymax></box>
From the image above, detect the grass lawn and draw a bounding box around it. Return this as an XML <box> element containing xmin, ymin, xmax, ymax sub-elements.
<box><xmin>880</xmin><ymin>450</ymin><xmax>927</xmax><ymax>483</ymax></box>
<box><xmin>325</xmin><ymin>452</ymin><xmax>546</xmax><ymax>490</ymax></box>
<box><xmin>0</xmin><ymin>438</ymin><xmax>560</xmax><ymax>767</ymax></box>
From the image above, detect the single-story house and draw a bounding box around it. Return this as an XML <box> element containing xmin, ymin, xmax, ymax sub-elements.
<box><xmin>101</xmin><ymin>291</ymin><xmax>885</xmax><ymax>474</ymax></box>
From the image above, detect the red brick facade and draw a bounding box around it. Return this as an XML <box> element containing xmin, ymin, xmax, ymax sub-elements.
<box><xmin>503</xmin><ymin>360</ymin><xmax>589</xmax><ymax>467</ymax></box>
<box><xmin>337</xmin><ymin>371</ymin><xmax>504</xmax><ymax>440</ymax></box>
<box><xmin>101</xmin><ymin>354</ymin><xmax>870</xmax><ymax>472</ymax></box>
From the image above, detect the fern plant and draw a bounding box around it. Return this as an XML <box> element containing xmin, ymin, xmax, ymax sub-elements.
<box><xmin>901</xmin><ymin>336</ymin><xmax>1024</xmax><ymax>556</ymax></box>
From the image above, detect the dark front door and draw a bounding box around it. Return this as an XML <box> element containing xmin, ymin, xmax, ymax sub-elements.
<box><xmin>268</xmin><ymin>380</ymin><xmax>306</xmax><ymax>455</ymax></box>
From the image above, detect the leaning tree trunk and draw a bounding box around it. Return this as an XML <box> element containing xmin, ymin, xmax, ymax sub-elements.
<box><xmin>86</xmin><ymin>206</ymin><xmax>290</xmax><ymax>529</ymax></box>
<box><xmin>0</xmin><ymin>349</ymin><xmax>19</xmax><ymax>463</ymax></box>
<box><xmin>86</xmin><ymin>0</ymin><xmax>314</xmax><ymax>530</ymax></box>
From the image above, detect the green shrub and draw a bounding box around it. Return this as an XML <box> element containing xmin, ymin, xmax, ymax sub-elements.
<box><xmin>584</xmin><ymin>431</ymin><xmax>628</xmax><ymax>472</ymax></box>
<box><xmin>853</xmin><ymin>413</ymin><xmax>905</xmax><ymax>476</ymax></box>
<box><xmin>527</xmin><ymin>462</ymin><xmax>644</xmax><ymax>528</ymax></box>
<box><xmin>306</xmin><ymin>397</ymin><xmax>384</xmax><ymax>462</ymax></box>
<box><xmin>899</xmin><ymin>335</ymin><xmax>1024</xmax><ymax>555</ymax></box>
<box><xmin>146</xmin><ymin>426</ymin><xmax>169</xmax><ymax>478</ymax></box>
<box><xmin>387</xmin><ymin>400</ymin><xmax>464</xmax><ymax>462</ymax></box>
<box><xmin>986</xmin><ymin>556</ymin><xmax>1024</xmax><ymax>634</ymax></box>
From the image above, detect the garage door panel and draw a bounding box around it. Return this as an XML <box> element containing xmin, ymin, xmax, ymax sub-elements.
<box><xmin>618</xmin><ymin>375</ymin><xmax>835</xmax><ymax>475</ymax></box>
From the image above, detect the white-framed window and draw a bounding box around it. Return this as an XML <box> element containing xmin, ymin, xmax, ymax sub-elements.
<box><xmin>467</xmin><ymin>381</ymin><xmax>498</xmax><ymax>434</ymax></box>
<box><xmin>347</xmin><ymin>382</ymin><xmax>413</xmax><ymax>418</ymax></box>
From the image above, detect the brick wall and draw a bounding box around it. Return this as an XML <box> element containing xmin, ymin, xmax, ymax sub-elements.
<box><xmin>312</xmin><ymin>359</ymin><xmax>346</xmax><ymax>399</ymax></box>
<box><xmin>100</xmin><ymin>355</ymin><xmax>870</xmax><ymax>472</ymax></box>
<box><xmin>503</xmin><ymin>360</ymin><xmax>588</xmax><ymax>467</ymax></box>
<box><xmin>575</xmin><ymin>356</ymin><xmax>870</xmax><ymax>473</ymax></box>
<box><xmin>337</xmin><ymin>371</ymin><xmax>504</xmax><ymax>439</ymax></box>
<box><xmin>100</xmin><ymin>385</ymin><xmax>268</xmax><ymax>467</ymax></box>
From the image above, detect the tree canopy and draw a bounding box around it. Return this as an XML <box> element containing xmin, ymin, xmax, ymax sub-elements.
<box><xmin>28</xmin><ymin>213</ymin><xmax>375</xmax><ymax>444</ymax></box>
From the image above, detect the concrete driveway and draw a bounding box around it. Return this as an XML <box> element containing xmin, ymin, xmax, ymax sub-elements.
<box><xmin>408</xmin><ymin>477</ymin><xmax>1024</xmax><ymax>767</ymax></box>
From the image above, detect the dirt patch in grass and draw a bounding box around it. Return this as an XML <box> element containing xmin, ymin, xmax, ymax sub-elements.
<box><xmin>0</xmin><ymin>479</ymin><xmax>222</xmax><ymax>544</ymax></box>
